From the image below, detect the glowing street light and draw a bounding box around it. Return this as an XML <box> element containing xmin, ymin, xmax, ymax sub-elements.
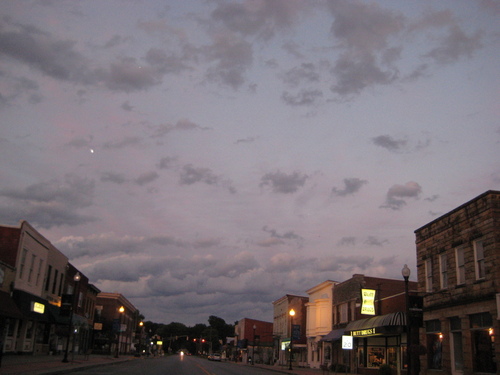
<box><xmin>115</xmin><ymin>306</ymin><xmax>125</xmax><ymax>358</ymax></box>
<box><xmin>289</xmin><ymin>309</ymin><xmax>296</xmax><ymax>371</ymax></box>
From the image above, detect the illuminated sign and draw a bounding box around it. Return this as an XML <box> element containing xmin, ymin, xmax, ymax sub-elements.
<box><xmin>281</xmin><ymin>340</ymin><xmax>290</xmax><ymax>350</ymax></box>
<box><xmin>157</xmin><ymin>341</ymin><xmax>163</xmax><ymax>346</ymax></box>
<box><xmin>32</xmin><ymin>301</ymin><xmax>45</xmax><ymax>314</ymax></box>
<box><xmin>361</xmin><ymin>289</ymin><xmax>376</xmax><ymax>315</ymax></box>
<box><xmin>342</xmin><ymin>335</ymin><xmax>353</xmax><ymax>350</ymax></box>
<box><xmin>351</xmin><ymin>328</ymin><xmax>377</xmax><ymax>337</ymax></box>
<box><xmin>94</xmin><ymin>323</ymin><xmax>103</xmax><ymax>330</ymax></box>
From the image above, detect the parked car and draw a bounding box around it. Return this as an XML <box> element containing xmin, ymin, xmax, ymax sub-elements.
<box><xmin>210</xmin><ymin>353</ymin><xmax>221</xmax><ymax>361</ymax></box>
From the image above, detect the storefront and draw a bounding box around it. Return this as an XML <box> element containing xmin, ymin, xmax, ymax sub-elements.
<box><xmin>0</xmin><ymin>291</ymin><xmax>23</xmax><ymax>353</ymax></box>
<box><xmin>12</xmin><ymin>290</ymin><xmax>51</xmax><ymax>355</ymax></box>
<box><xmin>345</xmin><ymin>312</ymin><xmax>407</xmax><ymax>375</ymax></box>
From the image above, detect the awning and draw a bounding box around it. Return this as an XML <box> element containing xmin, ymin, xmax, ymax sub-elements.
<box><xmin>320</xmin><ymin>328</ymin><xmax>345</xmax><ymax>342</ymax></box>
<box><xmin>0</xmin><ymin>291</ymin><xmax>23</xmax><ymax>319</ymax></box>
<box><xmin>345</xmin><ymin>312</ymin><xmax>407</xmax><ymax>336</ymax></box>
<box><xmin>12</xmin><ymin>290</ymin><xmax>50</xmax><ymax>322</ymax></box>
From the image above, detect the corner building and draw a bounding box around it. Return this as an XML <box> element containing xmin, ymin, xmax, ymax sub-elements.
<box><xmin>414</xmin><ymin>190</ymin><xmax>499</xmax><ymax>374</ymax></box>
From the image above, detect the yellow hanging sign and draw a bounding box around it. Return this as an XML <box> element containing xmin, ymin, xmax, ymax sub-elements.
<box><xmin>361</xmin><ymin>289</ymin><xmax>376</xmax><ymax>315</ymax></box>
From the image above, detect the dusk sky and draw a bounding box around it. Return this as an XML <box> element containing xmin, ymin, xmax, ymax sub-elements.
<box><xmin>1</xmin><ymin>0</ymin><xmax>498</xmax><ymax>326</ymax></box>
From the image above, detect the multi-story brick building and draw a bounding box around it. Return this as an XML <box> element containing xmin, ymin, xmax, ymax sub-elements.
<box><xmin>273</xmin><ymin>294</ymin><xmax>309</xmax><ymax>367</ymax></box>
<box><xmin>341</xmin><ymin>274</ymin><xmax>420</xmax><ymax>374</ymax></box>
<box><xmin>234</xmin><ymin>317</ymin><xmax>273</xmax><ymax>364</ymax></box>
<box><xmin>414</xmin><ymin>190</ymin><xmax>499</xmax><ymax>374</ymax></box>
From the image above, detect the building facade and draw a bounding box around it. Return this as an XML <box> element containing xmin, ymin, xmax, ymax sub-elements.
<box><xmin>94</xmin><ymin>292</ymin><xmax>140</xmax><ymax>356</ymax></box>
<box><xmin>306</xmin><ymin>280</ymin><xmax>338</xmax><ymax>369</ymax></box>
<box><xmin>273</xmin><ymin>294</ymin><xmax>309</xmax><ymax>367</ymax></box>
<box><xmin>234</xmin><ymin>318</ymin><xmax>273</xmax><ymax>364</ymax></box>
<box><xmin>341</xmin><ymin>274</ymin><xmax>420</xmax><ymax>375</ymax></box>
<box><xmin>414</xmin><ymin>190</ymin><xmax>499</xmax><ymax>374</ymax></box>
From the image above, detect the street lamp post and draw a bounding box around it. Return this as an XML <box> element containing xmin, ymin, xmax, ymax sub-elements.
<box><xmin>62</xmin><ymin>272</ymin><xmax>80</xmax><ymax>363</ymax></box>
<box><xmin>402</xmin><ymin>264</ymin><xmax>411</xmax><ymax>375</ymax></box>
<box><xmin>289</xmin><ymin>308</ymin><xmax>295</xmax><ymax>371</ymax></box>
<box><xmin>114</xmin><ymin>306</ymin><xmax>125</xmax><ymax>358</ymax></box>
<box><xmin>252</xmin><ymin>324</ymin><xmax>256</xmax><ymax>365</ymax></box>
<box><xmin>137</xmin><ymin>321</ymin><xmax>144</xmax><ymax>356</ymax></box>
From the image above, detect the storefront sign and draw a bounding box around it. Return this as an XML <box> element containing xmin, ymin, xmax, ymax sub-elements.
<box><xmin>31</xmin><ymin>301</ymin><xmax>45</xmax><ymax>314</ymax></box>
<box><xmin>361</xmin><ymin>289</ymin><xmax>376</xmax><ymax>315</ymax></box>
<box><xmin>351</xmin><ymin>328</ymin><xmax>377</xmax><ymax>336</ymax></box>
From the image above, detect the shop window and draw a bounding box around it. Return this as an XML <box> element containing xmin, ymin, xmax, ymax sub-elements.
<box><xmin>26</xmin><ymin>320</ymin><xmax>34</xmax><ymax>339</ymax></box>
<box><xmin>45</xmin><ymin>265</ymin><xmax>52</xmax><ymax>291</ymax></box>
<box><xmin>7</xmin><ymin>318</ymin><xmax>16</xmax><ymax>337</ymax></box>
<box><xmin>426</xmin><ymin>319</ymin><xmax>442</xmax><ymax>369</ymax></box>
<box><xmin>367</xmin><ymin>347</ymin><xmax>385</xmax><ymax>368</ymax></box>
<box><xmin>19</xmin><ymin>248</ymin><xmax>28</xmax><ymax>279</ymax></box>
<box><xmin>449</xmin><ymin>317</ymin><xmax>463</xmax><ymax>372</ymax></box>
<box><xmin>470</xmin><ymin>312</ymin><xmax>496</xmax><ymax>373</ymax></box>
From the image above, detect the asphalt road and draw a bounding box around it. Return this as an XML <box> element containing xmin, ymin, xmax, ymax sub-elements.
<box><xmin>74</xmin><ymin>354</ymin><xmax>279</xmax><ymax>375</ymax></box>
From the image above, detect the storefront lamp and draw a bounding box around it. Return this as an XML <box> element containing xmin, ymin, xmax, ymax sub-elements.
<box><xmin>439</xmin><ymin>333</ymin><xmax>443</xmax><ymax>340</ymax></box>
<box><xmin>289</xmin><ymin>309</ymin><xmax>295</xmax><ymax>370</ymax></box>
<box><xmin>402</xmin><ymin>264</ymin><xmax>411</xmax><ymax>375</ymax></box>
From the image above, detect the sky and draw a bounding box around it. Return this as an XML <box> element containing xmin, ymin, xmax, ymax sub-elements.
<box><xmin>0</xmin><ymin>0</ymin><xmax>499</xmax><ymax>327</ymax></box>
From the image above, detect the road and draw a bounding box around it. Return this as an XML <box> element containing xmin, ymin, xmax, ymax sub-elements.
<box><xmin>76</xmin><ymin>354</ymin><xmax>280</xmax><ymax>375</ymax></box>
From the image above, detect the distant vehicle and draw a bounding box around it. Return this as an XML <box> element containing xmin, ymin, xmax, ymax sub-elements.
<box><xmin>211</xmin><ymin>353</ymin><xmax>221</xmax><ymax>361</ymax></box>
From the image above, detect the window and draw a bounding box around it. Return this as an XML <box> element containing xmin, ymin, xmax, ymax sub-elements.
<box><xmin>455</xmin><ymin>247</ymin><xmax>465</xmax><ymax>285</ymax></box>
<box><xmin>425</xmin><ymin>259</ymin><xmax>433</xmax><ymax>292</ymax></box>
<box><xmin>36</xmin><ymin>259</ymin><xmax>43</xmax><ymax>286</ymax></box>
<box><xmin>473</xmin><ymin>240</ymin><xmax>485</xmax><ymax>280</ymax></box>
<box><xmin>52</xmin><ymin>270</ymin><xmax>58</xmax><ymax>294</ymax></box>
<box><xmin>28</xmin><ymin>254</ymin><xmax>36</xmax><ymax>283</ymax></box>
<box><xmin>45</xmin><ymin>265</ymin><xmax>52</xmax><ymax>291</ymax></box>
<box><xmin>340</xmin><ymin>303</ymin><xmax>348</xmax><ymax>323</ymax></box>
<box><xmin>19</xmin><ymin>248</ymin><xmax>28</xmax><ymax>279</ymax></box>
<box><xmin>439</xmin><ymin>254</ymin><xmax>448</xmax><ymax>289</ymax></box>
<box><xmin>58</xmin><ymin>273</ymin><xmax>64</xmax><ymax>296</ymax></box>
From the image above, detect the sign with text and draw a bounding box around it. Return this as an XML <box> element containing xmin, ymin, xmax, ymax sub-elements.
<box><xmin>361</xmin><ymin>289</ymin><xmax>376</xmax><ymax>315</ymax></box>
<box><xmin>342</xmin><ymin>335</ymin><xmax>353</xmax><ymax>350</ymax></box>
<box><xmin>292</xmin><ymin>324</ymin><xmax>301</xmax><ymax>340</ymax></box>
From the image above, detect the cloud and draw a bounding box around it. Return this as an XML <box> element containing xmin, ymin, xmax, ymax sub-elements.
<box><xmin>281</xmin><ymin>89</ymin><xmax>323</xmax><ymax>106</ymax></box>
<box><xmin>103</xmin><ymin>136</ymin><xmax>141</xmax><ymax>149</ymax></box>
<box><xmin>372</xmin><ymin>135</ymin><xmax>407</xmax><ymax>152</ymax></box>
<box><xmin>158</xmin><ymin>156</ymin><xmax>177</xmax><ymax>169</ymax></box>
<box><xmin>332</xmin><ymin>177</ymin><xmax>368</xmax><ymax>196</ymax></box>
<box><xmin>260</xmin><ymin>170</ymin><xmax>308</xmax><ymax>193</ymax></box>
<box><xmin>179</xmin><ymin>164</ymin><xmax>236</xmax><ymax>193</ymax></box>
<box><xmin>135</xmin><ymin>171</ymin><xmax>159</xmax><ymax>186</ymax></box>
<box><xmin>204</xmin><ymin>33</ymin><xmax>253</xmax><ymax>90</ymax></box>
<box><xmin>381</xmin><ymin>181</ymin><xmax>422</xmax><ymax>210</ymax></box>
<box><xmin>150</xmin><ymin>119</ymin><xmax>210</xmax><ymax>139</ymax></box>
<box><xmin>100</xmin><ymin>172</ymin><xmax>127</xmax><ymax>184</ymax></box>
<box><xmin>425</xmin><ymin>25</ymin><xmax>482</xmax><ymax>65</ymax></box>
<box><xmin>0</xmin><ymin>174</ymin><xmax>96</xmax><ymax>228</ymax></box>
<box><xmin>317</xmin><ymin>255</ymin><xmax>374</xmax><ymax>272</ymax></box>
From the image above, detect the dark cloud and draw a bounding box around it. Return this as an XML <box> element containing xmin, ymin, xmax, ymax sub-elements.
<box><xmin>65</xmin><ymin>136</ymin><xmax>93</xmax><ymax>149</ymax></box>
<box><xmin>332</xmin><ymin>177</ymin><xmax>368</xmax><ymax>196</ymax></box>
<box><xmin>338</xmin><ymin>236</ymin><xmax>356</xmax><ymax>246</ymax></box>
<box><xmin>0</xmin><ymin>174</ymin><xmax>96</xmax><ymax>228</ymax></box>
<box><xmin>381</xmin><ymin>181</ymin><xmax>422</xmax><ymax>210</ymax></box>
<box><xmin>211</xmin><ymin>0</ymin><xmax>304</xmax><ymax>40</ymax></box>
<box><xmin>282</xmin><ymin>89</ymin><xmax>323</xmax><ymax>106</ymax></box>
<box><xmin>121</xmin><ymin>101</ymin><xmax>133</xmax><ymax>111</ymax></box>
<box><xmin>204</xmin><ymin>34</ymin><xmax>253</xmax><ymax>89</ymax></box>
<box><xmin>145</xmin><ymin>48</ymin><xmax>191</xmax><ymax>75</ymax></box>
<box><xmin>135</xmin><ymin>171</ymin><xmax>159</xmax><ymax>186</ymax></box>
<box><xmin>100</xmin><ymin>172</ymin><xmax>127</xmax><ymax>184</ymax></box>
<box><xmin>282</xmin><ymin>63</ymin><xmax>320</xmax><ymax>87</ymax></box>
<box><xmin>102</xmin><ymin>136</ymin><xmax>141</xmax><ymax>149</ymax></box>
<box><xmin>150</xmin><ymin>119</ymin><xmax>210</xmax><ymax>139</ymax></box>
<box><xmin>260</xmin><ymin>170</ymin><xmax>308</xmax><ymax>194</ymax></box>
<box><xmin>235</xmin><ymin>136</ymin><xmax>257</xmax><ymax>144</ymax></box>
<box><xmin>158</xmin><ymin>156</ymin><xmax>177</xmax><ymax>169</ymax></box>
<box><xmin>424</xmin><ymin>25</ymin><xmax>482</xmax><ymax>65</ymax></box>
<box><xmin>317</xmin><ymin>255</ymin><xmax>374</xmax><ymax>272</ymax></box>
<box><xmin>179</xmin><ymin>164</ymin><xmax>236</xmax><ymax>193</ymax></box>
<box><xmin>364</xmin><ymin>236</ymin><xmax>388</xmax><ymax>247</ymax></box>
<box><xmin>372</xmin><ymin>135</ymin><xmax>407</xmax><ymax>152</ymax></box>
<box><xmin>0</xmin><ymin>21</ymin><xmax>94</xmax><ymax>84</ymax></box>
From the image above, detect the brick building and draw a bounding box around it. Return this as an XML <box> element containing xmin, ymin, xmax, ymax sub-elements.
<box><xmin>234</xmin><ymin>318</ymin><xmax>273</xmax><ymax>364</ymax></box>
<box><xmin>273</xmin><ymin>294</ymin><xmax>309</xmax><ymax>367</ymax></box>
<box><xmin>414</xmin><ymin>190</ymin><xmax>499</xmax><ymax>374</ymax></box>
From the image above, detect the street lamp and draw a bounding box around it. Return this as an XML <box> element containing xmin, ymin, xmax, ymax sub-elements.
<box><xmin>289</xmin><ymin>308</ymin><xmax>295</xmax><ymax>371</ymax></box>
<box><xmin>136</xmin><ymin>321</ymin><xmax>144</xmax><ymax>356</ymax></box>
<box><xmin>402</xmin><ymin>264</ymin><xmax>411</xmax><ymax>375</ymax></box>
<box><xmin>252</xmin><ymin>324</ymin><xmax>256</xmax><ymax>365</ymax></box>
<box><xmin>62</xmin><ymin>272</ymin><xmax>81</xmax><ymax>363</ymax></box>
<box><xmin>115</xmin><ymin>306</ymin><xmax>125</xmax><ymax>358</ymax></box>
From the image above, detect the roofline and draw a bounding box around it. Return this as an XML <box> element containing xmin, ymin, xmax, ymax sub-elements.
<box><xmin>414</xmin><ymin>190</ymin><xmax>500</xmax><ymax>233</ymax></box>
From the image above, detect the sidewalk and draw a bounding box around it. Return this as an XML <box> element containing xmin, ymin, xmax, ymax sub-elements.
<box><xmin>0</xmin><ymin>353</ymin><xmax>136</xmax><ymax>375</ymax></box>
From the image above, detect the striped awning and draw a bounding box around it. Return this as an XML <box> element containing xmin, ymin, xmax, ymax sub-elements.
<box><xmin>345</xmin><ymin>312</ymin><xmax>407</xmax><ymax>336</ymax></box>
